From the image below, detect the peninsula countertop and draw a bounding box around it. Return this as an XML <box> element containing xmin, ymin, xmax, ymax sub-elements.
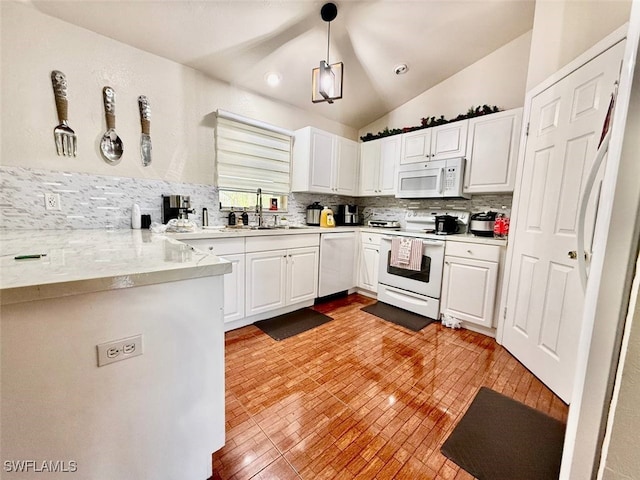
<box><xmin>0</xmin><ymin>229</ymin><xmax>231</xmax><ymax>305</ymax></box>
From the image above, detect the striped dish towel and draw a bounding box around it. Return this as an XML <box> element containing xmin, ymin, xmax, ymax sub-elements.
<box><xmin>390</xmin><ymin>238</ymin><xmax>423</xmax><ymax>271</ymax></box>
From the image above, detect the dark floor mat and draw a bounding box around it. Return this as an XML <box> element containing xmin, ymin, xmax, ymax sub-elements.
<box><xmin>361</xmin><ymin>301</ymin><xmax>436</xmax><ymax>332</ymax></box>
<box><xmin>254</xmin><ymin>308</ymin><xmax>333</xmax><ymax>341</ymax></box>
<box><xmin>441</xmin><ymin>387</ymin><xmax>566</xmax><ymax>480</ymax></box>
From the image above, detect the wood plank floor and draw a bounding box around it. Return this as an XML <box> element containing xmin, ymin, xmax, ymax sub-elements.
<box><xmin>212</xmin><ymin>294</ymin><xmax>568</xmax><ymax>480</ymax></box>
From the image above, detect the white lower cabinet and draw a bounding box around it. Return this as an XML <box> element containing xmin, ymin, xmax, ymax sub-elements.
<box><xmin>220</xmin><ymin>253</ymin><xmax>245</xmax><ymax>323</ymax></box>
<box><xmin>183</xmin><ymin>237</ymin><xmax>245</xmax><ymax>325</ymax></box>
<box><xmin>287</xmin><ymin>247</ymin><xmax>320</xmax><ymax>304</ymax></box>
<box><xmin>246</xmin><ymin>246</ymin><xmax>319</xmax><ymax>315</ymax></box>
<box><xmin>441</xmin><ymin>242</ymin><xmax>501</xmax><ymax>331</ymax></box>
<box><xmin>246</xmin><ymin>249</ymin><xmax>287</xmax><ymax>315</ymax></box>
<box><xmin>357</xmin><ymin>232</ymin><xmax>382</xmax><ymax>293</ymax></box>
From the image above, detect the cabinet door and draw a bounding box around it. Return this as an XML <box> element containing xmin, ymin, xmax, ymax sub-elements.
<box><xmin>400</xmin><ymin>129</ymin><xmax>431</xmax><ymax>165</ymax></box>
<box><xmin>379</xmin><ymin>136</ymin><xmax>400</xmax><ymax>195</ymax></box>
<box><xmin>245</xmin><ymin>250</ymin><xmax>287</xmax><ymax>316</ymax></box>
<box><xmin>359</xmin><ymin>140</ymin><xmax>381</xmax><ymax>195</ymax></box>
<box><xmin>287</xmin><ymin>247</ymin><xmax>319</xmax><ymax>304</ymax></box>
<box><xmin>431</xmin><ymin>120</ymin><xmax>468</xmax><ymax>160</ymax></box>
<box><xmin>335</xmin><ymin>137</ymin><xmax>359</xmax><ymax>195</ymax></box>
<box><xmin>441</xmin><ymin>256</ymin><xmax>498</xmax><ymax>327</ymax></box>
<box><xmin>220</xmin><ymin>253</ymin><xmax>245</xmax><ymax>323</ymax></box>
<box><xmin>309</xmin><ymin>129</ymin><xmax>335</xmax><ymax>193</ymax></box>
<box><xmin>359</xmin><ymin>243</ymin><xmax>380</xmax><ymax>292</ymax></box>
<box><xmin>464</xmin><ymin>108</ymin><xmax>522</xmax><ymax>193</ymax></box>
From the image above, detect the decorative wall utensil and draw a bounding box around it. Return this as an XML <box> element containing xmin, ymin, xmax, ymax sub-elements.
<box><xmin>100</xmin><ymin>86</ymin><xmax>123</xmax><ymax>165</ymax></box>
<box><xmin>50</xmin><ymin>70</ymin><xmax>77</xmax><ymax>156</ymax></box>
<box><xmin>138</xmin><ymin>95</ymin><xmax>152</xmax><ymax>167</ymax></box>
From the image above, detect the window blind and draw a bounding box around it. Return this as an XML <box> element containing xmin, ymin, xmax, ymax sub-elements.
<box><xmin>215</xmin><ymin>111</ymin><xmax>293</xmax><ymax>194</ymax></box>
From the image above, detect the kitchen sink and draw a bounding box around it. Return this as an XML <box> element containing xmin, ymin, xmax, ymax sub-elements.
<box><xmin>249</xmin><ymin>225</ymin><xmax>311</xmax><ymax>230</ymax></box>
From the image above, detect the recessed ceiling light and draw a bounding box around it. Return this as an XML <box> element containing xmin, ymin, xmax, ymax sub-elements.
<box><xmin>265</xmin><ymin>72</ymin><xmax>282</xmax><ymax>87</ymax></box>
<box><xmin>394</xmin><ymin>64</ymin><xmax>409</xmax><ymax>75</ymax></box>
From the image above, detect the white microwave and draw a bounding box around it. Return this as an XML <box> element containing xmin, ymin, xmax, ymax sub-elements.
<box><xmin>396</xmin><ymin>157</ymin><xmax>471</xmax><ymax>199</ymax></box>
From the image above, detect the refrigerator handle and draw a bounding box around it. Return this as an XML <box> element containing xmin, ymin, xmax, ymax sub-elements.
<box><xmin>576</xmin><ymin>84</ymin><xmax>618</xmax><ymax>291</ymax></box>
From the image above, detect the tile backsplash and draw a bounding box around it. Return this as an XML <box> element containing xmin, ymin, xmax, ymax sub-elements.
<box><xmin>0</xmin><ymin>166</ymin><xmax>511</xmax><ymax>230</ymax></box>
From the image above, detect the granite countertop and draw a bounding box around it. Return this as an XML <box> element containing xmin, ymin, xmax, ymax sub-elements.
<box><xmin>0</xmin><ymin>229</ymin><xmax>231</xmax><ymax>305</ymax></box>
<box><xmin>169</xmin><ymin>225</ymin><xmax>358</xmax><ymax>241</ymax></box>
<box><xmin>358</xmin><ymin>228</ymin><xmax>508</xmax><ymax>246</ymax></box>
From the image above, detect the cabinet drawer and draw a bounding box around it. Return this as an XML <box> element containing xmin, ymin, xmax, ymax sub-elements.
<box><xmin>245</xmin><ymin>233</ymin><xmax>320</xmax><ymax>253</ymax></box>
<box><xmin>360</xmin><ymin>232</ymin><xmax>383</xmax><ymax>246</ymax></box>
<box><xmin>445</xmin><ymin>241</ymin><xmax>500</xmax><ymax>262</ymax></box>
<box><xmin>186</xmin><ymin>237</ymin><xmax>245</xmax><ymax>256</ymax></box>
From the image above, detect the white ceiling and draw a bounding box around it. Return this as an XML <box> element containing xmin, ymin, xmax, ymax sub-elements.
<box><xmin>31</xmin><ymin>0</ymin><xmax>536</xmax><ymax>129</ymax></box>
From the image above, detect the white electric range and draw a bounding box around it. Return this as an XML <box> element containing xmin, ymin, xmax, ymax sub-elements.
<box><xmin>374</xmin><ymin>211</ymin><xmax>469</xmax><ymax>319</ymax></box>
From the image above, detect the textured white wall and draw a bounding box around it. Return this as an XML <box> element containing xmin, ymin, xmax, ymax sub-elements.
<box><xmin>0</xmin><ymin>2</ymin><xmax>357</xmax><ymax>185</ymax></box>
<box><xmin>526</xmin><ymin>0</ymin><xmax>632</xmax><ymax>91</ymax></box>
<box><xmin>357</xmin><ymin>31</ymin><xmax>532</xmax><ymax>139</ymax></box>
<box><xmin>601</xmin><ymin>253</ymin><xmax>640</xmax><ymax>480</ymax></box>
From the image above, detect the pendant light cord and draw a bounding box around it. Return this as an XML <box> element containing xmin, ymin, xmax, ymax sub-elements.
<box><xmin>326</xmin><ymin>21</ymin><xmax>331</xmax><ymax>64</ymax></box>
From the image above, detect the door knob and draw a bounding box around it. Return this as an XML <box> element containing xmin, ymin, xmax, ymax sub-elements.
<box><xmin>568</xmin><ymin>251</ymin><xmax>577</xmax><ymax>259</ymax></box>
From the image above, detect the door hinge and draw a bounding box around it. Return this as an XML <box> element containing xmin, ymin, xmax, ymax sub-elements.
<box><xmin>525</xmin><ymin>123</ymin><xmax>529</xmax><ymax>136</ymax></box>
<box><xmin>503</xmin><ymin>307</ymin><xmax>508</xmax><ymax>320</ymax></box>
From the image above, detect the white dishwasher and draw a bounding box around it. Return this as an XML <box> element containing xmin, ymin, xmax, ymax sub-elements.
<box><xmin>318</xmin><ymin>231</ymin><xmax>357</xmax><ymax>297</ymax></box>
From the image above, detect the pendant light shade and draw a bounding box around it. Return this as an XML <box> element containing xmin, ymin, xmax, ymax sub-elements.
<box><xmin>312</xmin><ymin>3</ymin><xmax>343</xmax><ymax>104</ymax></box>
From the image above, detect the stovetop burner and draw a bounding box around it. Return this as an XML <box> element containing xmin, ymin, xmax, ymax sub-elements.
<box><xmin>404</xmin><ymin>210</ymin><xmax>470</xmax><ymax>234</ymax></box>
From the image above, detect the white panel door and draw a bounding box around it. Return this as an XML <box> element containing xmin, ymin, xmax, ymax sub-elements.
<box><xmin>245</xmin><ymin>250</ymin><xmax>287</xmax><ymax>316</ymax></box>
<box><xmin>287</xmin><ymin>247</ymin><xmax>319</xmax><ymax>304</ymax></box>
<box><xmin>502</xmin><ymin>41</ymin><xmax>625</xmax><ymax>402</ymax></box>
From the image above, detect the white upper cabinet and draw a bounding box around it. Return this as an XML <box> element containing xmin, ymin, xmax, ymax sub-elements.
<box><xmin>463</xmin><ymin>108</ymin><xmax>523</xmax><ymax>194</ymax></box>
<box><xmin>292</xmin><ymin>126</ymin><xmax>359</xmax><ymax>196</ymax></box>
<box><xmin>335</xmin><ymin>137</ymin><xmax>359</xmax><ymax>195</ymax></box>
<box><xmin>359</xmin><ymin>135</ymin><xmax>400</xmax><ymax>196</ymax></box>
<box><xmin>400</xmin><ymin>120</ymin><xmax>468</xmax><ymax>165</ymax></box>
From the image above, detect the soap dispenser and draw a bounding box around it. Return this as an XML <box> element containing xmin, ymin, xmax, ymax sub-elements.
<box><xmin>228</xmin><ymin>209</ymin><xmax>236</xmax><ymax>226</ymax></box>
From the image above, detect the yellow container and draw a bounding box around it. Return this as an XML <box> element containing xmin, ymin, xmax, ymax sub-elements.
<box><xmin>320</xmin><ymin>206</ymin><xmax>335</xmax><ymax>228</ymax></box>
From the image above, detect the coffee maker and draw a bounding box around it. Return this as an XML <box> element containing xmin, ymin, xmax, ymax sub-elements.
<box><xmin>162</xmin><ymin>195</ymin><xmax>194</xmax><ymax>223</ymax></box>
<box><xmin>336</xmin><ymin>204</ymin><xmax>359</xmax><ymax>225</ymax></box>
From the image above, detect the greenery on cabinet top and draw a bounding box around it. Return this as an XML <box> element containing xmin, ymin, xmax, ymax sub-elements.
<box><xmin>360</xmin><ymin>105</ymin><xmax>502</xmax><ymax>142</ymax></box>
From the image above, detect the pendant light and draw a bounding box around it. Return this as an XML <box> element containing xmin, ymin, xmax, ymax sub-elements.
<box><xmin>312</xmin><ymin>3</ymin><xmax>343</xmax><ymax>104</ymax></box>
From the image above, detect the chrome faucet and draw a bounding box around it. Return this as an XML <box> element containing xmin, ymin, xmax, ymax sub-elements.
<box><xmin>256</xmin><ymin>188</ymin><xmax>263</xmax><ymax>226</ymax></box>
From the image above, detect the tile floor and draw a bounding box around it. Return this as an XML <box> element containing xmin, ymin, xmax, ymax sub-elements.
<box><xmin>212</xmin><ymin>294</ymin><xmax>568</xmax><ymax>479</ymax></box>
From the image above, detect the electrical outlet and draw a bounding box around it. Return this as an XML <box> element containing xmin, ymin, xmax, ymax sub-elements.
<box><xmin>97</xmin><ymin>334</ymin><xmax>143</xmax><ymax>367</ymax></box>
<box><xmin>45</xmin><ymin>192</ymin><xmax>61</xmax><ymax>211</ymax></box>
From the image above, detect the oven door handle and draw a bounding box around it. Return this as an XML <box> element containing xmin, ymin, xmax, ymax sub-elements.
<box><xmin>380</xmin><ymin>236</ymin><xmax>445</xmax><ymax>247</ymax></box>
<box><xmin>422</xmin><ymin>239</ymin><xmax>445</xmax><ymax>246</ymax></box>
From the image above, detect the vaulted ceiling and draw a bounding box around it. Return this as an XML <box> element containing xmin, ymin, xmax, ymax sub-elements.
<box><xmin>32</xmin><ymin>0</ymin><xmax>536</xmax><ymax>129</ymax></box>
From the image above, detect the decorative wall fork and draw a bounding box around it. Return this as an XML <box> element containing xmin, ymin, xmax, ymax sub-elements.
<box><xmin>50</xmin><ymin>70</ymin><xmax>77</xmax><ymax>157</ymax></box>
